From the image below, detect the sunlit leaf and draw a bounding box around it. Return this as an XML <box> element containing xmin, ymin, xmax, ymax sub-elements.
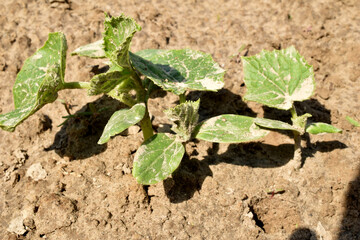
<box><xmin>195</xmin><ymin>114</ymin><xmax>269</xmax><ymax>143</ymax></box>
<box><xmin>98</xmin><ymin>103</ymin><xmax>146</xmax><ymax>144</ymax></box>
<box><xmin>130</xmin><ymin>49</ymin><xmax>225</xmax><ymax>95</ymax></box>
<box><xmin>71</xmin><ymin>39</ymin><xmax>106</xmax><ymax>58</ymax></box>
<box><xmin>242</xmin><ymin>46</ymin><xmax>315</xmax><ymax>110</ymax></box>
<box><xmin>0</xmin><ymin>32</ymin><xmax>67</xmax><ymax>131</ymax></box>
<box><xmin>133</xmin><ymin>133</ymin><xmax>185</xmax><ymax>185</ymax></box>
<box><xmin>306</xmin><ymin>122</ymin><xmax>342</xmax><ymax>134</ymax></box>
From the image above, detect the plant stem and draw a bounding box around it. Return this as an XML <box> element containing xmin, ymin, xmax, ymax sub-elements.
<box><xmin>63</xmin><ymin>81</ymin><xmax>91</xmax><ymax>90</ymax></box>
<box><xmin>131</xmin><ymin>72</ymin><xmax>155</xmax><ymax>141</ymax></box>
<box><xmin>179</xmin><ymin>94</ymin><xmax>186</xmax><ymax>104</ymax></box>
<box><xmin>139</xmin><ymin>110</ymin><xmax>154</xmax><ymax>141</ymax></box>
<box><xmin>290</xmin><ymin>105</ymin><xmax>298</xmax><ymax>118</ymax></box>
<box><xmin>290</xmin><ymin>105</ymin><xmax>302</xmax><ymax>170</ymax></box>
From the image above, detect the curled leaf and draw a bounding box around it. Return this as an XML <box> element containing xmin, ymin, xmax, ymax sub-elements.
<box><xmin>103</xmin><ymin>14</ymin><xmax>141</xmax><ymax>68</ymax></box>
<box><xmin>165</xmin><ymin>100</ymin><xmax>200</xmax><ymax>142</ymax></box>
<box><xmin>292</xmin><ymin>113</ymin><xmax>312</xmax><ymax>134</ymax></box>
<box><xmin>88</xmin><ymin>69</ymin><xmax>132</xmax><ymax>96</ymax></box>
<box><xmin>306</xmin><ymin>122</ymin><xmax>342</xmax><ymax>134</ymax></box>
<box><xmin>71</xmin><ymin>39</ymin><xmax>106</xmax><ymax>58</ymax></box>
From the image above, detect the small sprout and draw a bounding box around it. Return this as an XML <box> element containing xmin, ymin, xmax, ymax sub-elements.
<box><xmin>346</xmin><ymin>116</ymin><xmax>360</xmax><ymax>127</ymax></box>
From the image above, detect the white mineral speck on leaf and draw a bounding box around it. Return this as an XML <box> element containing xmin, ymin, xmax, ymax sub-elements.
<box><xmin>26</xmin><ymin>163</ymin><xmax>47</xmax><ymax>181</ymax></box>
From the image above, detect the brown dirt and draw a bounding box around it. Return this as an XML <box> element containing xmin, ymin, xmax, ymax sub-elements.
<box><xmin>0</xmin><ymin>0</ymin><xmax>359</xmax><ymax>239</ymax></box>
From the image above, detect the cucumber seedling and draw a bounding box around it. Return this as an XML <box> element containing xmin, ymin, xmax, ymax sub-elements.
<box><xmin>194</xmin><ymin>47</ymin><xmax>342</xmax><ymax>170</ymax></box>
<box><xmin>240</xmin><ymin>46</ymin><xmax>341</xmax><ymax>169</ymax></box>
<box><xmin>0</xmin><ymin>14</ymin><xmax>225</xmax><ymax>184</ymax></box>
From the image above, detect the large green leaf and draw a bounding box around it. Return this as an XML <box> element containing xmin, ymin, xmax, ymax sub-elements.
<box><xmin>254</xmin><ymin>118</ymin><xmax>300</xmax><ymax>132</ymax></box>
<box><xmin>0</xmin><ymin>32</ymin><xmax>67</xmax><ymax>131</ymax></box>
<box><xmin>130</xmin><ymin>49</ymin><xmax>225</xmax><ymax>95</ymax></box>
<box><xmin>133</xmin><ymin>133</ymin><xmax>185</xmax><ymax>185</ymax></box>
<box><xmin>71</xmin><ymin>39</ymin><xmax>106</xmax><ymax>58</ymax></box>
<box><xmin>164</xmin><ymin>100</ymin><xmax>200</xmax><ymax>142</ymax></box>
<box><xmin>306</xmin><ymin>122</ymin><xmax>342</xmax><ymax>134</ymax></box>
<box><xmin>195</xmin><ymin>114</ymin><xmax>269</xmax><ymax>143</ymax></box>
<box><xmin>98</xmin><ymin>103</ymin><xmax>146</xmax><ymax>144</ymax></box>
<box><xmin>242</xmin><ymin>46</ymin><xmax>315</xmax><ymax>110</ymax></box>
<box><xmin>103</xmin><ymin>14</ymin><xmax>141</xmax><ymax>68</ymax></box>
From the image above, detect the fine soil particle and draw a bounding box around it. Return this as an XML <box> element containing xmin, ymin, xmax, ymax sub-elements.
<box><xmin>0</xmin><ymin>0</ymin><xmax>359</xmax><ymax>239</ymax></box>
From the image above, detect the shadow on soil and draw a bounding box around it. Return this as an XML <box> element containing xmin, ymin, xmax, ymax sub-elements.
<box><xmin>188</xmin><ymin>89</ymin><xmax>257</xmax><ymax>121</ymax></box>
<box><xmin>45</xmin><ymin>95</ymin><xmax>126</xmax><ymax>160</ymax></box>
<box><xmin>338</xmin><ymin>166</ymin><xmax>360</xmax><ymax>240</ymax></box>
<box><xmin>263</xmin><ymin>99</ymin><xmax>332</xmax><ymax>125</ymax></box>
<box><xmin>288</xmin><ymin>228</ymin><xmax>318</xmax><ymax>240</ymax></box>
<box><xmin>164</xmin><ymin>95</ymin><xmax>347</xmax><ymax>203</ymax></box>
<box><xmin>165</xmin><ymin>138</ymin><xmax>347</xmax><ymax>203</ymax></box>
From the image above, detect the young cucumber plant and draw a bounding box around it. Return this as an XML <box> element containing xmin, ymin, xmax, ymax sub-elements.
<box><xmin>0</xmin><ymin>14</ymin><xmax>227</xmax><ymax>185</ymax></box>
<box><xmin>197</xmin><ymin>46</ymin><xmax>341</xmax><ymax>170</ymax></box>
<box><xmin>242</xmin><ymin>47</ymin><xmax>341</xmax><ymax>169</ymax></box>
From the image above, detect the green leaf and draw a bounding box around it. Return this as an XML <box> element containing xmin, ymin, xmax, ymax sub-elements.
<box><xmin>254</xmin><ymin>118</ymin><xmax>300</xmax><ymax>132</ymax></box>
<box><xmin>195</xmin><ymin>114</ymin><xmax>269</xmax><ymax>143</ymax></box>
<box><xmin>242</xmin><ymin>46</ymin><xmax>315</xmax><ymax>110</ymax></box>
<box><xmin>0</xmin><ymin>32</ymin><xmax>67</xmax><ymax>131</ymax></box>
<box><xmin>103</xmin><ymin>14</ymin><xmax>141</xmax><ymax>68</ymax></box>
<box><xmin>130</xmin><ymin>49</ymin><xmax>225</xmax><ymax>95</ymax></box>
<box><xmin>133</xmin><ymin>133</ymin><xmax>185</xmax><ymax>185</ymax></box>
<box><xmin>88</xmin><ymin>69</ymin><xmax>133</xmax><ymax>96</ymax></box>
<box><xmin>346</xmin><ymin>116</ymin><xmax>360</xmax><ymax>127</ymax></box>
<box><xmin>164</xmin><ymin>100</ymin><xmax>200</xmax><ymax>142</ymax></box>
<box><xmin>306</xmin><ymin>122</ymin><xmax>342</xmax><ymax>134</ymax></box>
<box><xmin>71</xmin><ymin>40</ymin><xmax>106</xmax><ymax>58</ymax></box>
<box><xmin>98</xmin><ymin>103</ymin><xmax>146</xmax><ymax>144</ymax></box>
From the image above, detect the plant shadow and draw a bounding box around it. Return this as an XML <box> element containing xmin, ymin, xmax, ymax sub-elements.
<box><xmin>337</xmin><ymin>166</ymin><xmax>360</xmax><ymax>240</ymax></box>
<box><xmin>263</xmin><ymin>98</ymin><xmax>332</xmax><ymax>124</ymax></box>
<box><xmin>164</xmin><ymin>138</ymin><xmax>346</xmax><ymax>203</ymax></box>
<box><xmin>288</xmin><ymin>227</ymin><xmax>318</xmax><ymax>240</ymax></box>
<box><xmin>188</xmin><ymin>88</ymin><xmax>257</xmax><ymax>121</ymax></box>
<box><xmin>45</xmin><ymin>95</ymin><xmax>126</xmax><ymax>160</ymax></box>
<box><xmin>163</xmin><ymin>153</ymin><xmax>213</xmax><ymax>203</ymax></box>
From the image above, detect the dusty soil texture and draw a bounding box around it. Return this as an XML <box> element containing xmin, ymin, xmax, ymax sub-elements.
<box><xmin>0</xmin><ymin>0</ymin><xmax>359</xmax><ymax>239</ymax></box>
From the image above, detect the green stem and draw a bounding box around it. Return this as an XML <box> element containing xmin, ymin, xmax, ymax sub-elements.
<box><xmin>290</xmin><ymin>105</ymin><xmax>298</xmax><ymax>118</ymax></box>
<box><xmin>179</xmin><ymin>94</ymin><xmax>186</xmax><ymax>104</ymax></box>
<box><xmin>290</xmin><ymin>105</ymin><xmax>302</xmax><ymax>169</ymax></box>
<box><xmin>140</xmin><ymin>110</ymin><xmax>154</xmax><ymax>141</ymax></box>
<box><xmin>63</xmin><ymin>81</ymin><xmax>91</xmax><ymax>90</ymax></box>
<box><xmin>131</xmin><ymin>72</ymin><xmax>155</xmax><ymax>141</ymax></box>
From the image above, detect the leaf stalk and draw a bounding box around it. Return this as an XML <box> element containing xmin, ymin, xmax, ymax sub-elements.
<box><xmin>290</xmin><ymin>105</ymin><xmax>302</xmax><ymax>169</ymax></box>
